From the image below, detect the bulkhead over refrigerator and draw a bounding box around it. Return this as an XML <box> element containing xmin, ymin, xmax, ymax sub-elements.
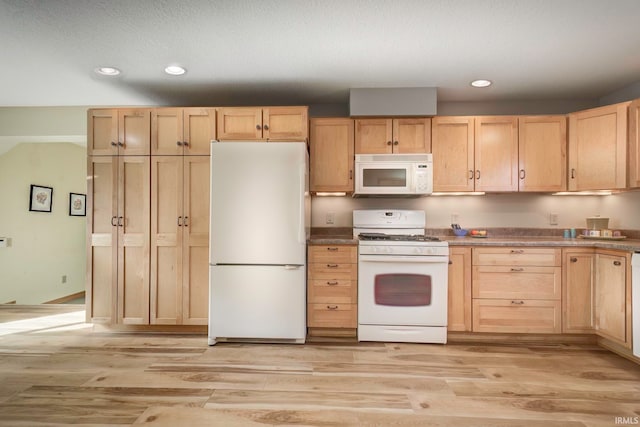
<box><xmin>208</xmin><ymin>141</ymin><xmax>309</xmax><ymax>345</ymax></box>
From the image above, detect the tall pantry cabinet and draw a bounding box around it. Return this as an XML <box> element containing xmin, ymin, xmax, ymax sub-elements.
<box><xmin>86</xmin><ymin>108</ymin><xmax>214</xmax><ymax>326</ymax></box>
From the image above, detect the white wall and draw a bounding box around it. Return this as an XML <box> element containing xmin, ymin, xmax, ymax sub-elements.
<box><xmin>0</xmin><ymin>143</ymin><xmax>87</xmax><ymax>304</ymax></box>
<box><xmin>311</xmin><ymin>191</ymin><xmax>640</xmax><ymax>231</ymax></box>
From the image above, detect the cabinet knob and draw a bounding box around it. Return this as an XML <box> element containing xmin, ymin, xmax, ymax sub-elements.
<box><xmin>177</xmin><ymin>141</ymin><xmax>183</xmax><ymax>146</ymax></box>
<box><xmin>263</xmin><ymin>124</ymin><xmax>269</xmax><ymax>131</ymax></box>
<box><xmin>349</xmin><ymin>170</ymin><xmax>353</xmax><ymax>180</ymax></box>
<box><xmin>326</xmin><ymin>281</ymin><xmax>339</xmax><ymax>286</ymax></box>
<box><xmin>510</xmin><ymin>267</ymin><xmax>524</xmax><ymax>272</ymax></box>
<box><xmin>571</xmin><ymin>168</ymin><xmax>576</xmax><ymax>179</ymax></box>
<box><xmin>511</xmin><ymin>300</ymin><xmax>525</xmax><ymax>305</ymax></box>
<box><xmin>111</xmin><ymin>216</ymin><xmax>117</xmax><ymax>226</ymax></box>
<box><xmin>510</xmin><ymin>249</ymin><xmax>524</xmax><ymax>254</ymax></box>
<box><xmin>613</xmin><ymin>260</ymin><xmax>622</xmax><ymax>266</ymax></box>
<box><xmin>110</xmin><ymin>141</ymin><xmax>117</xmax><ymax>147</ymax></box>
<box><xmin>570</xmin><ymin>257</ymin><xmax>578</xmax><ymax>263</ymax></box>
<box><xmin>475</xmin><ymin>170</ymin><xmax>480</xmax><ymax>180</ymax></box>
<box><xmin>178</xmin><ymin>216</ymin><xmax>182</xmax><ymax>226</ymax></box>
<box><xmin>393</xmin><ymin>141</ymin><xmax>399</xmax><ymax>145</ymax></box>
<box><xmin>519</xmin><ymin>169</ymin><xmax>526</xmax><ymax>180</ymax></box>
<box><xmin>256</xmin><ymin>124</ymin><xmax>262</xmax><ymax>130</ymax></box>
<box><xmin>326</xmin><ymin>247</ymin><xmax>338</xmax><ymax>251</ymax></box>
<box><xmin>183</xmin><ymin>141</ymin><xmax>189</xmax><ymax>147</ymax></box>
<box><xmin>448</xmin><ymin>260</ymin><xmax>453</xmax><ymax>265</ymax></box>
<box><xmin>387</xmin><ymin>141</ymin><xmax>392</xmax><ymax>146</ymax></box>
<box><xmin>117</xmin><ymin>216</ymin><xmax>124</xmax><ymax>227</ymax></box>
<box><xmin>327</xmin><ymin>305</ymin><xmax>338</xmax><ymax>310</ymax></box>
<box><xmin>117</xmin><ymin>141</ymin><xmax>124</xmax><ymax>147</ymax></box>
<box><xmin>184</xmin><ymin>216</ymin><xmax>189</xmax><ymax>227</ymax></box>
<box><xmin>469</xmin><ymin>170</ymin><xmax>474</xmax><ymax>180</ymax></box>
<box><xmin>327</xmin><ymin>264</ymin><xmax>338</xmax><ymax>268</ymax></box>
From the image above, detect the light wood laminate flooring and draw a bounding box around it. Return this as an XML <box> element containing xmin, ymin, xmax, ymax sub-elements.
<box><xmin>0</xmin><ymin>305</ymin><xmax>638</xmax><ymax>426</ymax></box>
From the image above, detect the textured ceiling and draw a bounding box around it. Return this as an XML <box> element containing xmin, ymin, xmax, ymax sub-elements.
<box><xmin>1</xmin><ymin>0</ymin><xmax>640</xmax><ymax>107</ymax></box>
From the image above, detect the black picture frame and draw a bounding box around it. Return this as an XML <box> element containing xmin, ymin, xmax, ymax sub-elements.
<box><xmin>69</xmin><ymin>193</ymin><xmax>86</xmax><ymax>216</ymax></box>
<box><xmin>29</xmin><ymin>185</ymin><xmax>53</xmax><ymax>213</ymax></box>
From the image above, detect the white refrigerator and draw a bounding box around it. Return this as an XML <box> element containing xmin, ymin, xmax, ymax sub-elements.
<box><xmin>208</xmin><ymin>142</ymin><xmax>309</xmax><ymax>345</ymax></box>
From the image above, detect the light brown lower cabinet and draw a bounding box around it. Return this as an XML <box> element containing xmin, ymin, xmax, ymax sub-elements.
<box><xmin>594</xmin><ymin>250</ymin><xmax>631</xmax><ymax>348</ymax></box>
<box><xmin>472</xmin><ymin>299</ymin><xmax>562</xmax><ymax>333</ymax></box>
<box><xmin>562</xmin><ymin>248</ymin><xmax>595</xmax><ymax>333</ymax></box>
<box><xmin>447</xmin><ymin>247</ymin><xmax>472</xmax><ymax>332</ymax></box>
<box><xmin>307</xmin><ymin>245</ymin><xmax>357</xmax><ymax>330</ymax></box>
<box><xmin>151</xmin><ymin>155</ymin><xmax>209</xmax><ymax>325</ymax></box>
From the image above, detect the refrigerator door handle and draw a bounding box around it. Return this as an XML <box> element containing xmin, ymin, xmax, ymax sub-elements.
<box><xmin>298</xmin><ymin>162</ymin><xmax>305</xmax><ymax>245</ymax></box>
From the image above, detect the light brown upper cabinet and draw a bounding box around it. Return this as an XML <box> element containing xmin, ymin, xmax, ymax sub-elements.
<box><xmin>88</xmin><ymin>109</ymin><xmax>151</xmax><ymax>156</ymax></box>
<box><xmin>309</xmin><ymin>118</ymin><xmax>355</xmax><ymax>193</ymax></box>
<box><xmin>216</xmin><ymin>106</ymin><xmax>308</xmax><ymax>141</ymax></box>
<box><xmin>355</xmin><ymin>118</ymin><xmax>431</xmax><ymax>154</ymax></box>
<box><xmin>474</xmin><ymin>116</ymin><xmax>519</xmax><ymax>192</ymax></box>
<box><xmin>568</xmin><ymin>101</ymin><xmax>630</xmax><ymax>191</ymax></box>
<box><xmin>151</xmin><ymin>108</ymin><xmax>216</xmax><ymax>155</ymax></box>
<box><xmin>628</xmin><ymin>99</ymin><xmax>640</xmax><ymax>188</ymax></box>
<box><xmin>518</xmin><ymin>115</ymin><xmax>567</xmax><ymax>192</ymax></box>
<box><xmin>432</xmin><ymin>117</ymin><xmax>475</xmax><ymax>192</ymax></box>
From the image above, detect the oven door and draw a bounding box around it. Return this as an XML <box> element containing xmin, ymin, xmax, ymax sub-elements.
<box><xmin>358</xmin><ymin>254</ymin><xmax>448</xmax><ymax>326</ymax></box>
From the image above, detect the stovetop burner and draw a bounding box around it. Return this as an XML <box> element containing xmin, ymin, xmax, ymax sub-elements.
<box><xmin>358</xmin><ymin>232</ymin><xmax>441</xmax><ymax>242</ymax></box>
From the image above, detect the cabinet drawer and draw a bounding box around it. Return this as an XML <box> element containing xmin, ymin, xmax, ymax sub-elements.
<box><xmin>308</xmin><ymin>279</ymin><xmax>356</xmax><ymax>304</ymax></box>
<box><xmin>307</xmin><ymin>303</ymin><xmax>357</xmax><ymax>328</ymax></box>
<box><xmin>308</xmin><ymin>263</ymin><xmax>357</xmax><ymax>280</ymax></box>
<box><xmin>472</xmin><ymin>266</ymin><xmax>561</xmax><ymax>299</ymax></box>
<box><xmin>472</xmin><ymin>299</ymin><xmax>561</xmax><ymax>333</ymax></box>
<box><xmin>308</xmin><ymin>245</ymin><xmax>357</xmax><ymax>263</ymax></box>
<box><xmin>473</xmin><ymin>248</ymin><xmax>560</xmax><ymax>267</ymax></box>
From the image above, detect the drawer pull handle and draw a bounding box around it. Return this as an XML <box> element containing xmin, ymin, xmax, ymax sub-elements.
<box><xmin>510</xmin><ymin>268</ymin><xmax>524</xmax><ymax>272</ymax></box>
<box><xmin>511</xmin><ymin>300</ymin><xmax>525</xmax><ymax>305</ymax></box>
<box><xmin>570</xmin><ymin>257</ymin><xmax>578</xmax><ymax>263</ymax></box>
<box><xmin>326</xmin><ymin>281</ymin><xmax>339</xmax><ymax>286</ymax></box>
<box><xmin>613</xmin><ymin>260</ymin><xmax>622</xmax><ymax>266</ymax></box>
<box><xmin>327</xmin><ymin>305</ymin><xmax>338</xmax><ymax>310</ymax></box>
<box><xmin>510</xmin><ymin>249</ymin><xmax>524</xmax><ymax>254</ymax></box>
<box><xmin>327</xmin><ymin>264</ymin><xmax>339</xmax><ymax>268</ymax></box>
<box><xmin>327</xmin><ymin>247</ymin><xmax>339</xmax><ymax>251</ymax></box>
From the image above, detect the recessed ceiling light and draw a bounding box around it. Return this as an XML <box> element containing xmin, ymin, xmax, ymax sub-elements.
<box><xmin>164</xmin><ymin>65</ymin><xmax>186</xmax><ymax>76</ymax></box>
<box><xmin>471</xmin><ymin>79</ymin><xmax>492</xmax><ymax>88</ymax></box>
<box><xmin>94</xmin><ymin>67</ymin><xmax>121</xmax><ymax>76</ymax></box>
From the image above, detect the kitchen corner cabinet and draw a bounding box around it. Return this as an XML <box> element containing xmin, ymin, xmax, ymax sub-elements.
<box><xmin>432</xmin><ymin>117</ymin><xmax>475</xmax><ymax>192</ymax></box>
<box><xmin>568</xmin><ymin>101</ymin><xmax>630</xmax><ymax>191</ymax></box>
<box><xmin>518</xmin><ymin>115</ymin><xmax>567</xmax><ymax>192</ymax></box>
<box><xmin>151</xmin><ymin>108</ymin><xmax>216</xmax><ymax>155</ymax></box>
<box><xmin>594</xmin><ymin>250</ymin><xmax>631</xmax><ymax>348</ymax></box>
<box><xmin>562</xmin><ymin>248</ymin><xmax>595</xmax><ymax>333</ymax></box>
<box><xmin>472</xmin><ymin>247</ymin><xmax>562</xmax><ymax>333</ymax></box>
<box><xmin>88</xmin><ymin>109</ymin><xmax>151</xmax><ymax>156</ymax></box>
<box><xmin>474</xmin><ymin>116</ymin><xmax>519</xmax><ymax>192</ymax></box>
<box><xmin>216</xmin><ymin>106</ymin><xmax>308</xmax><ymax>141</ymax></box>
<box><xmin>355</xmin><ymin>118</ymin><xmax>431</xmax><ymax>154</ymax></box>
<box><xmin>86</xmin><ymin>155</ymin><xmax>150</xmax><ymax>324</ymax></box>
<box><xmin>307</xmin><ymin>245</ymin><xmax>357</xmax><ymax>331</ymax></box>
<box><xmin>448</xmin><ymin>247</ymin><xmax>472</xmax><ymax>332</ymax></box>
<box><xmin>150</xmin><ymin>156</ymin><xmax>210</xmax><ymax>325</ymax></box>
<box><xmin>309</xmin><ymin>118</ymin><xmax>354</xmax><ymax>193</ymax></box>
<box><xmin>628</xmin><ymin>99</ymin><xmax>640</xmax><ymax>188</ymax></box>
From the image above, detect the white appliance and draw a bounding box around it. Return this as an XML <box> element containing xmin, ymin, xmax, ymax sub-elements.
<box><xmin>633</xmin><ymin>252</ymin><xmax>640</xmax><ymax>357</ymax></box>
<box><xmin>354</xmin><ymin>210</ymin><xmax>449</xmax><ymax>343</ymax></box>
<box><xmin>208</xmin><ymin>142</ymin><xmax>309</xmax><ymax>345</ymax></box>
<box><xmin>354</xmin><ymin>153</ymin><xmax>433</xmax><ymax>196</ymax></box>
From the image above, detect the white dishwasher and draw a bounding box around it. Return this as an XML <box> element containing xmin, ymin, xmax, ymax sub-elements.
<box><xmin>633</xmin><ymin>252</ymin><xmax>640</xmax><ymax>357</ymax></box>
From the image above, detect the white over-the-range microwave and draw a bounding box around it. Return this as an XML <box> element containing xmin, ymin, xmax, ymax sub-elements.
<box><xmin>354</xmin><ymin>153</ymin><xmax>433</xmax><ymax>196</ymax></box>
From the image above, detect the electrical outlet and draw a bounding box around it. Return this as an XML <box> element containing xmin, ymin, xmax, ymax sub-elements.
<box><xmin>325</xmin><ymin>212</ymin><xmax>335</xmax><ymax>225</ymax></box>
<box><xmin>549</xmin><ymin>213</ymin><xmax>558</xmax><ymax>226</ymax></box>
<box><xmin>451</xmin><ymin>213</ymin><xmax>459</xmax><ymax>224</ymax></box>
<box><xmin>61</xmin><ymin>275</ymin><xmax>67</xmax><ymax>284</ymax></box>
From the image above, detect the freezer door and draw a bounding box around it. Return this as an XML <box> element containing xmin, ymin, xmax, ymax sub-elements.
<box><xmin>208</xmin><ymin>265</ymin><xmax>306</xmax><ymax>343</ymax></box>
<box><xmin>210</xmin><ymin>142</ymin><xmax>307</xmax><ymax>265</ymax></box>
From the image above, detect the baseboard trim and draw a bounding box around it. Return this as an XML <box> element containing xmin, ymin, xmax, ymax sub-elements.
<box><xmin>44</xmin><ymin>291</ymin><xmax>85</xmax><ymax>304</ymax></box>
<box><xmin>447</xmin><ymin>331</ymin><xmax>598</xmax><ymax>346</ymax></box>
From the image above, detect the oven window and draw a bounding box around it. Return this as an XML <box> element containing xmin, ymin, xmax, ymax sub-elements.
<box><xmin>374</xmin><ymin>273</ymin><xmax>432</xmax><ymax>306</ymax></box>
<box><xmin>362</xmin><ymin>169</ymin><xmax>407</xmax><ymax>187</ymax></box>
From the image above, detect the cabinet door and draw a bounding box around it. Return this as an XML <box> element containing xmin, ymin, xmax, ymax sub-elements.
<box><xmin>118</xmin><ymin>109</ymin><xmax>151</xmax><ymax>155</ymax></box>
<box><xmin>562</xmin><ymin>249</ymin><xmax>594</xmax><ymax>333</ymax></box>
<box><xmin>152</xmin><ymin>108</ymin><xmax>183</xmax><ymax>155</ymax></box>
<box><xmin>86</xmin><ymin>156</ymin><xmax>118</xmax><ymax>323</ymax></box>
<box><xmin>628</xmin><ymin>99</ymin><xmax>640</xmax><ymax>188</ymax></box>
<box><xmin>518</xmin><ymin>116</ymin><xmax>567</xmax><ymax>192</ymax></box>
<box><xmin>474</xmin><ymin>116</ymin><xmax>518</xmax><ymax>191</ymax></box>
<box><xmin>150</xmin><ymin>156</ymin><xmax>183</xmax><ymax>325</ymax></box>
<box><xmin>392</xmin><ymin>118</ymin><xmax>431</xmax><ymax>153</ymax></box>
<box><xmin>595</xmin><ymin>252</ymin><xmax>628</xmax><ymax>345</ymax></box>
<box><xmin>448</xmin><ymin>247</ymin><xmax>471</xmax><ymax>332</ymax></box>
<box><xmin>432</xmin><ymin>117</ymin><xmax>475</xmax><ymax>192</ymax></box>
<box><xmin>355</xmin><ymin>119</ymin><xmax>393</xmax><ymax>154</ymax></box>
<box><xmin>87</xmin><ymin>109</ymin><xmax>118</xmax><ymax>156</ymax></box>
<box><xmin>117</xmin><ymin>156</ymin><xmax>151</xmax><ymax>325</ymax></box>
<box><xmin>182</xmin><ymin>156</ymin><xmax>210</xmax><ymax>325</ymax></box>
<box><xmin>310</xmin><ymin>118</ymin><xmax>354</xmax><ymax>192</ymax></box>
<box><xmin>568</xmin><ymin>102</ymin><xmax>629</xmax><ymax>191</ymax></box>
<box><xmin>217</xmin><ymin>107</ymin><xmax>263</xmax><ymax>140</ymax></box>
<box><xmin>263</xmin><ymin>107</ymin><xmax>308</xmax><ymax>141</ymax></box>
<box><xmin>184</xmin><ymin>108</ymin><xmax>216</xmax><ymax>154</ymax></box>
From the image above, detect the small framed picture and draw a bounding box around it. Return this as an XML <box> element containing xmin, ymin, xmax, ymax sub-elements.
<box><xmin>69</xmin><ymin>193</ymin><xmax>86</xmax><ymax>216</ymax></box>
<box><xmin>29</xmin><ymin>185</ymin><xmax>53</xmax><ymax>213</ymax></box>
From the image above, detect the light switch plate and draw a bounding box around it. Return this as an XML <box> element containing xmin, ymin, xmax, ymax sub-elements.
<box><xmin>549</xmin><ymin>213</ymin><xmax>558</xmax><ymax>225</ymax></box>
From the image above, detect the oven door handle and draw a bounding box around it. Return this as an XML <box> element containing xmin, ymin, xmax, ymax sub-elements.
<box><xmin>359</xmin><ymin>255</ymin><xmax>449</xmax><ymax>263</ymax></box>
